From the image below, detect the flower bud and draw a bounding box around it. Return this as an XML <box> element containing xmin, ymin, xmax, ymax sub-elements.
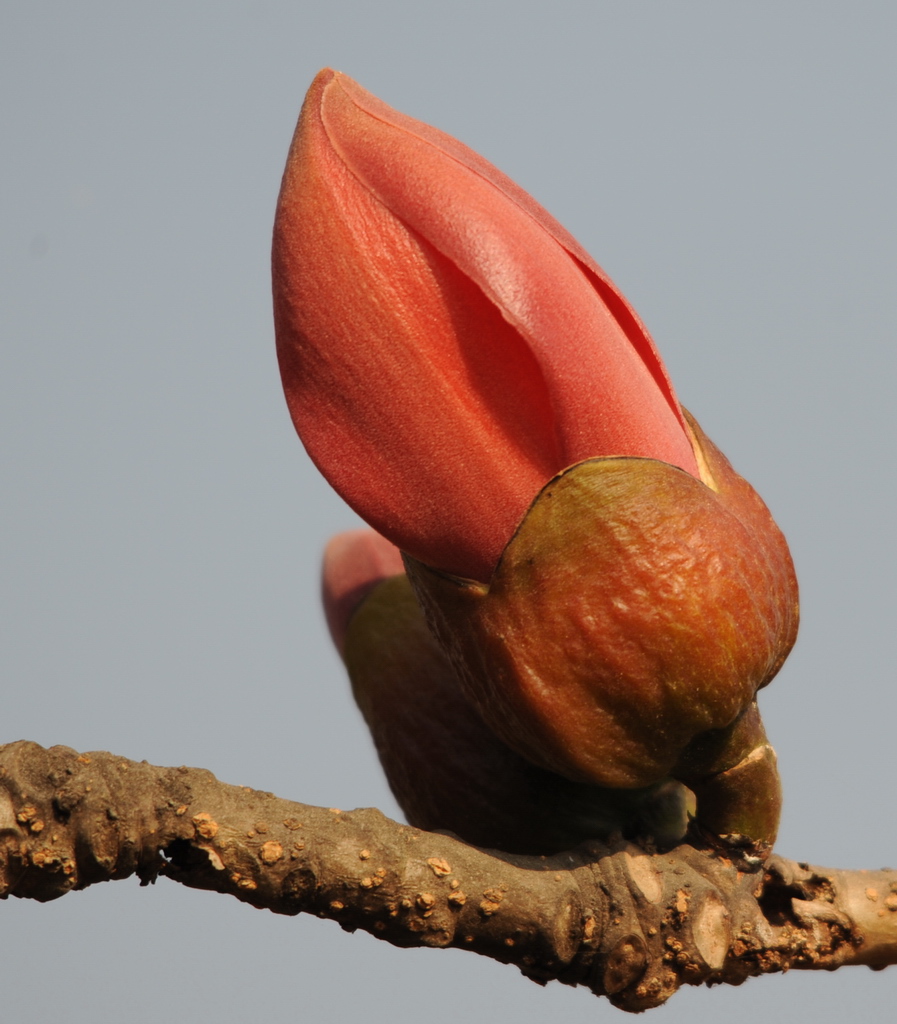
<box><xmin>277</xmin><ymin>72</ymin><xmax>799</xmax><ymax>850</ymax></box>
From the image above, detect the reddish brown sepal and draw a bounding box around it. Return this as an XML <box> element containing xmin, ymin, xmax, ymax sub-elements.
<box><xmin>405</xmin><ymin>413</ymin><xmax>798</xmax><ymax>794</ymax></box>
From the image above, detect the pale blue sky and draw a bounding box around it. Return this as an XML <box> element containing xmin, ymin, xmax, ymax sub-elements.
<box><xmin>3</xmin><ymin>3</ymin><xmax>896</xmax><ymax>1020</ymax></box>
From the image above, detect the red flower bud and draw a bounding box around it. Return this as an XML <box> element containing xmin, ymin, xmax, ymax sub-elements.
<box><xmin>277</xmin><ymin>72</ymin><xmax>799</xmax><ymax>850</ymax></box>
<box><xmin>274</xmin><ymin>69</ymin><xmax>699</xmax><ymax>583</ymax></box>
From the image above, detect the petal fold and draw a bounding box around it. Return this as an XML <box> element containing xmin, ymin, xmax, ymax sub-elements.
<box><xmin>274</xmin><ymin>69</ymin><xmax>698</xmax><ymax>581</ymax></box>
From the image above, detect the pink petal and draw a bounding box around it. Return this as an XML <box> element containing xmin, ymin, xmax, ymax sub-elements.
<box><xmin>274</xmin><ymin>70</ymin><xmax>698</xmax><ymax>582</ymax></box>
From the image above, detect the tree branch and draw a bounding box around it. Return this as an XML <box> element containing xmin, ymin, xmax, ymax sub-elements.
<box><xmin>2</xmin><ymin>741</ymin><xmax>894</xmax><ymax>1012</ymax></box>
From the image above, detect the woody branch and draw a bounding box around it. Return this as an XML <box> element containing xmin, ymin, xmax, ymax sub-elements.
<box><xmin>2</xmin><ymin>741</ymin><xmax>894</xmax><ymax>1013</ymax></box>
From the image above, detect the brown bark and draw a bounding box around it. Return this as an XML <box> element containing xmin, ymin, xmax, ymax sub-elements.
<box><xmin>2</xmin><ymin>740</ymin><xmax>895</xmax><ymax>1013</ymax></box>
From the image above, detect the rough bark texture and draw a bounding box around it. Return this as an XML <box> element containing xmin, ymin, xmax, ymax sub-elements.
<box><xmin>2</xmin><ymin>741</ymin><xmax>895</xmax><ymax>1012</ymax></box>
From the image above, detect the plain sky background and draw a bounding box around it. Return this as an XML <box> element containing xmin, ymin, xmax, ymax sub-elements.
<box><xmin>3</xmin><ymin>3</ymin><xmax>896</xmax><ymax>1021</ymax></box>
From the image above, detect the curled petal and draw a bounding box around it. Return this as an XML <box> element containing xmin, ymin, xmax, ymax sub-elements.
<box><xmin>274</xmin><ymin>70</ymin><xmax>698</xmax><ymax>581</ymax></box>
